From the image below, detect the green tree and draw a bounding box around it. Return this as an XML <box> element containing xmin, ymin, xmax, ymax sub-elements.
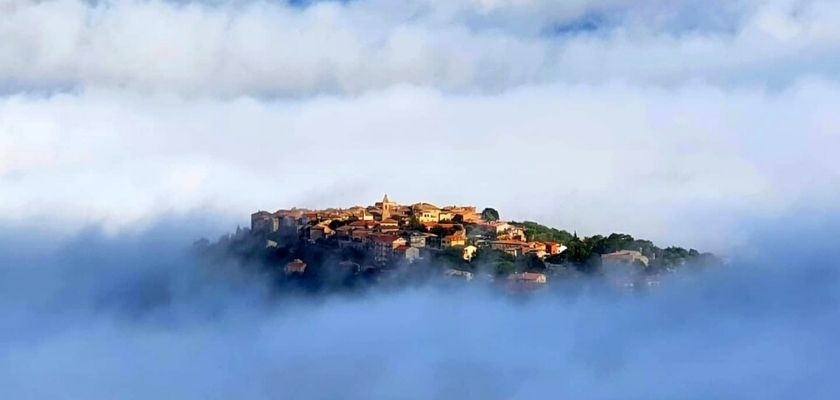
<box><xmin>433</xmin><ymin>247</ymin><xmax>467</xmax><ymax>269</ymax></box>
<box><xmin>510</xmin><ymin>221</ymin><xmax>575</xmax><ymax>243</ymax></box>
<box><xmin>430</xmin><ymin>225</ymin><xmax>459</xmax><ymax>237</ymax></box>
<box><xmin>481</xmin><ymin>207</ymin><xmax>500</xmax><ymax>221</ymax></box>
<box><xmin>516</xmin><ymin>253</ymin><xmax>546</xmax><ymax>273</ymax></box>
<box><xmin>495</xmin><ymin>260</ymin><xmax>515</xmax><ymax>276</ymax></box>
<box><xmin>407</xmin><ymin>215</ymin><xmax>423</xmax><ymax>231</ymax></box>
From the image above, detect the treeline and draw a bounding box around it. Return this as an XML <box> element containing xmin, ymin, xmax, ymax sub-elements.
<box><xmin>510</xmin><ymin>221</ymin><xmax>720</xmax><ymax>273</ymax></box>
<box><xmin>194</xmin><ymin>227</ymin><xmax>459</xmax><ymax>293</ymax></box>
<box><xmin>193</xmin><ymin>220</ymin><xmax>721</xmax><ymax>295</ymax></box>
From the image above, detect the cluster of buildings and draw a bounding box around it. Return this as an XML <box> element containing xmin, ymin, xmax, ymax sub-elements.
<box><xmin>252</xmin><ymin>195</ymin><xmax>656</xmax><ymax>288</ymax></box>
<box><xmin>251</xmin><ymin>195</ymin><xmax>568</xmax><ymax>280</ymax></box>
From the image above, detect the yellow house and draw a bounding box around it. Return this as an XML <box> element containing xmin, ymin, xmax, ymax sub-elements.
<box><xmin>490</xmin><ymin>240</ymin><xmax>529</xmax><ymax>256</ymax></box>
<box><xmin>411</xmin><ymin>203</ymin><xmax>440</xmax><ymax>223</ymax></box>
<box><xmin>442</xmin><ymin>234</ymin><xmax>466</xmax><ymax>248</ymax></box>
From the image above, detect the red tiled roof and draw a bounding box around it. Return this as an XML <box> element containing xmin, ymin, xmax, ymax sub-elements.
<box><xmin>412</xmin><ymin>202</ymin><xmax>440</xmax><ymax>210</ymax></box>
<box><xmin>350</xmin><ymin>220</ymin><xmax>376</xmax><ymax>227</ymax></box>
<box><xmin>491</xmin><ymin>240</ymin><xmax>527</xmax><ymax>245</ymax></box>
<box><xmin>522</xmin><ymin>272</ymin><xmax>544</xmax><ymax>280</ymax></box>
<box><xmin>370</xmin><ymin>234</ymin><xmax>400</xmax><ymax>244</ymax></box>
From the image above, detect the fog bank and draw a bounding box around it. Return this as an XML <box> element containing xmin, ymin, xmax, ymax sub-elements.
<box><xmin>1</xmin><ymin>216</ymin><xmax>838</xmax><ymax>399</ymax></box>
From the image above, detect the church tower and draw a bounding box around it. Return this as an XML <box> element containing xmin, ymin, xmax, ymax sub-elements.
<box><xmin>381</xmin><ymin>194</ymin><xmax>391</xmax><ymax>220</ymax></box>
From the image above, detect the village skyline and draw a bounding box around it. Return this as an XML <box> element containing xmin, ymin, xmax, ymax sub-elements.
<box><xmin>239</xmin><ymin>194</ymin><xmax>709</xmax><ymax>290</ymax></box>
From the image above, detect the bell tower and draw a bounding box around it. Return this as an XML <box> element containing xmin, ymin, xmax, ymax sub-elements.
<box><xmin>381</xmin><ymin>194</ymin><xmax>391</xmax><ymax>220</ymax></box>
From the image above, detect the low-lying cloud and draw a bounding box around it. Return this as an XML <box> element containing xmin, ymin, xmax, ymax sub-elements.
<box><xmin>1</xmin><ymin>215</ymin><xmax>838</xmax><ymax>399</ymax></box>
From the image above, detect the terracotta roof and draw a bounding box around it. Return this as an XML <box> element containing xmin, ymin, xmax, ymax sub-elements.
<box><xmin>491</xmin><ymin>240</ymin><xmax>527</xmax><ymax>245</ymax></box>
<box><xmin>350</xmin><ymin>220</ymin><xmax>375</xmax><ymax>227</ymax></box>
<box><xmin>411</xmin><ymin>202</ymin><xmax>440</xmax><ymax>210</ymax></box>
<box><xmin>370</xmin><ymin>234</ymin><xmax>401</xmax><ymax>244</ymax></box>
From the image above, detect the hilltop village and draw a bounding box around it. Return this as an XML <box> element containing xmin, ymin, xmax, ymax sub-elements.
<box><xmin>203</xmin><ymin>195</ymin><xmax>719</xmax><ymax>292</ymax></box>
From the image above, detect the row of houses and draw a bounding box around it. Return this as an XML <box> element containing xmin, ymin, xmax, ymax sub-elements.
<box><xmin>252</xmin><ymin>195</ymin><xmax>483</xmax><ymax>233</ymax></box>
<box><xmin>252</xmin><ymin>195</ymin><xmax>573</xmax><ymax>266</ymax></box>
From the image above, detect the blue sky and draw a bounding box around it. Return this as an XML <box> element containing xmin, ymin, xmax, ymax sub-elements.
<box><xmin>1</xmin><ymin>0</ymin><xmax>839</xmax><ymax>251</ymax></box>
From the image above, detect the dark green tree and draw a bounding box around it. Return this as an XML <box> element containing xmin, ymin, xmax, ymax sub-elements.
<box><xmin>495</xmin><ymin>260</ymin><xmax>516</xmax><ymax>276</ymax></box>
<box><xmin>406</xmin><ymin>215</ymin><xmax>423</xmax><ymax>231</ymax></box>
<box><xmin>516</xmin><ymin>253</ymin><xmax>547</xmax><ymax>273</ymax></box>
<box><xmin>481</xmin><ymin>207</ymin><xmax>500</xmax><ymax>221</ymax></box>
<box><xmin>509</xmin><ymin>221</ymin><xmax>575</xmax><ymax>243</ymax></box>
<box><xmin>433</xmin><ymin>248</ymin><xmax>468</xmax><ymax>269</ymax></box>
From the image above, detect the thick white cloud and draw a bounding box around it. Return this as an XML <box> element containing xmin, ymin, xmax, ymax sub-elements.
<box><xmin>0</xmin><ymin>0</ymin><xmax>839</xmax><ymax>96</ymax></box>
<box><xmin>2</xmin><ymin>81</ymin><xmax>838</xmax><ymax>250</ymax></box>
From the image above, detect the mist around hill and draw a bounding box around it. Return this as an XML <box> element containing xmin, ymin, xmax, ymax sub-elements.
<box><xmin>194</xmin><ymin>217</ymin><xmax>721</xmax><ymax>295</ymax></box>
<box><xmin>1</xmin><ymin>215</ymin><xmax>839</xmax><ymax>399</ymax></box>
